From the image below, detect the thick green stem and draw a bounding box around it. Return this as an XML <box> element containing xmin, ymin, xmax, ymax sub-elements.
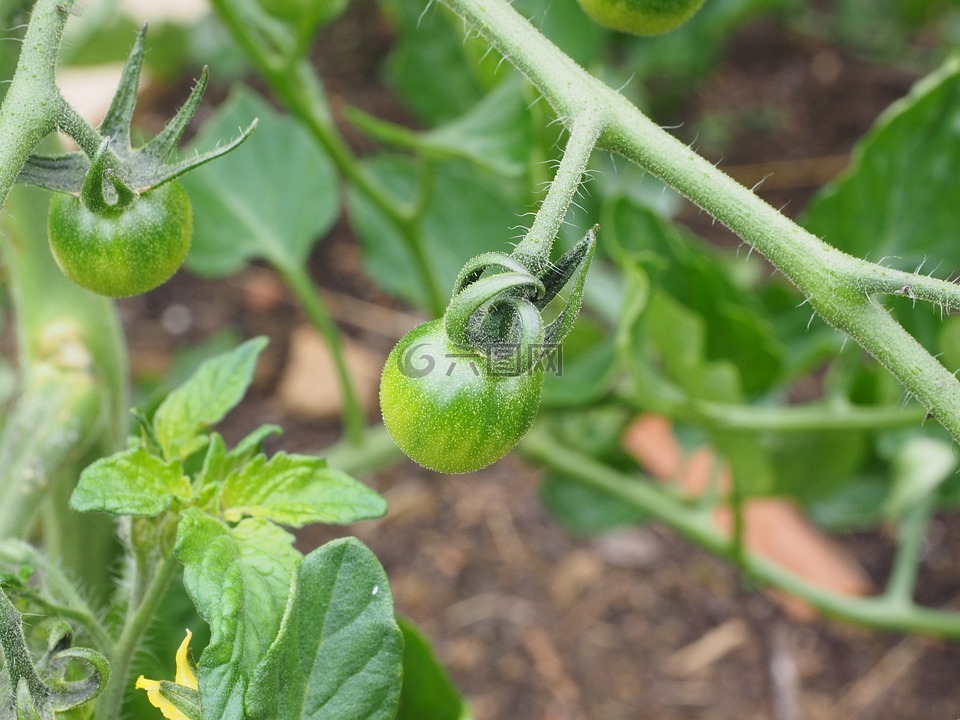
<box><xmin>519</xmin><ymin>428</ymin><xmax>960</xmax><ymax>637</ymax></box>
<box><xmin>437</xmin><ymin>0</ymin><xmax>960</xmax><ymax>447</ymax></box>
<box><xmin>278</xmin><ymin>263</ymin><xmax>366</xmax><ymax>444</ymax></box>
<box><xmin>0</xmin><ymin>587</ymin><xmax>51</xmax><ymax>703</ymax></box>
<box><xmin>513</xmin><ymin>112</ymin><xmax>604</xmax><ymax>271</ymax></box>
<box><xmin>96</xmin><ymin>552</ymin><xmax>179</xmax><ymax>718</ymax></box>
<box><xmin>0</xmin><ymin>0</ymin><xmax>70</xmax><ymax>207</ymax></box>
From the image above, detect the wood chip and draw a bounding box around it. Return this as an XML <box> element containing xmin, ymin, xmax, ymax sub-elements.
<box><xmin>665</xmin><ymin>618</ymin><xmax>749</xmax><ymax>676</ymax></box>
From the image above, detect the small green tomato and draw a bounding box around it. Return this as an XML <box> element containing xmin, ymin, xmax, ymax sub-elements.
<box><xmin>576</xmin><ymin>0</ymin><xmax>706</xmax><ymax>35</ymax></box>
<box><xmin>380</xmin><ymin>319</ymin><xmax>545</xmax><ymax>474</ymax></box>
<box><xmin>47</xmin><ymin>181</ymin><xmax>192</xmax><ymax>298</ymax></box>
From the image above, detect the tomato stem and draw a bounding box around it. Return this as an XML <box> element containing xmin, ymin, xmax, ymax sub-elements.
<box><xmin>512</xmin><ymin>112</ymin><xmax>604</xmax><ymax>274</ymax></box>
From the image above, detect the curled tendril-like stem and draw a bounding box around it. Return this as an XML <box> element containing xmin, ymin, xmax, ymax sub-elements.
<box><xmin>0</xmin><ymin>588</ymin><xmax>109</xmax><ymax>718</ymax></box>
<box><xmin>16</xmin><ymin>23</ymin><xmax>255</xmax><ymax>196</ymax></box>
<box><xmin>443</xmin><ymin>226</ymin><xmax>598</xmax><ymax>376</ymax></box>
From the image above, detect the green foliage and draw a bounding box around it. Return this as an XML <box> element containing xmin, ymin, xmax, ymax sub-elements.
<box><xmin>246</xmin><ymin>539</ymin><xmax>403</xmax><ymax>720</ymax></box>
<box><xmin>804</xmin><ymin>58</ymin><xmax>960</xmax><ymax>279</ymax></box>
<box><xmin>63</xmin><ymin>339</ymin><xmax>390</xmax><ymax>717</ymax></box>
<box><xmin>182</xmin><ymin>89</ymin><xmax>339</xmax><ymax>277</ymax></box>
<box><xmin>220</xmin><ymin>453</ymin><xmax>386</xmax><ymax>527</ymax></box>
<box><xmin>176</xmin><ymin>512</ymin><xmax>300</xmax><ymax>719</ymax></box>
<box><xmin>70</xmin><ymin>448</ymin><xmax>189</xmax><ymax>517</ymax></box>
<box><xmin>396</xmin><ymin>617</ymin><xmax>467</xmax><ymax>720</ymax></box>
<box><xmin>153</xmin><ymin>337</ymin><xmax>267</xmax><ymax>461</ymax></box>
<box><xmin>380</xmin><ymin>0</ymin><xmax>495</xmax><ymax>124</ymax></box>
<box><xmin>347</xmin><ymin>78</ymin><xmax>534</xmax><ymax>178</ymax></box>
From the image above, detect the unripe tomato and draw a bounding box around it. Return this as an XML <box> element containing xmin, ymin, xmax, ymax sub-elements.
<box><xmin>576</xmin><ymin>0</ymin><xmax>706</xmax><ymax>35</ymax></box>
<box><xmin>380</xmin><ymin>319</ymin><xmax>545</xmax><ymax>474</ymax></box>
<box><xmin>48</xmin><ymin>181</ymin><xmax>192</xmax><ymax>298</ymax></box>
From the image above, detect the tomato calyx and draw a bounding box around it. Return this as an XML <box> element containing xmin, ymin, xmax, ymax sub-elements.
<box><xmin>80</xmin><ymin>139</ymin><xmax>138</xmax><ymax>215</ymax></box>
<box><xmin>16</xmin><ymin>24</ymin><xmax>255</xmax><ymax>199</ymax></box>
<box><xmin>443</xmin><ymin>226</ymin><xmax>598</xmax><ymax>376</ymax></box>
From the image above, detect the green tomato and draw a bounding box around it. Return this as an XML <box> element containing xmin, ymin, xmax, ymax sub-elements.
<box><xmin>48</xmin><ymin>181</ymin><xmax>192</xmax><ymax>298</ymax></box>
<box><xmin>576</xmin><ymin>0</ymin><xmax>706</xmax><ymax>35</ymax></box>
<box><xmin>380</xmin><ymin>319</ymin><xmax>545</xmax><ymax>474</ymax></box>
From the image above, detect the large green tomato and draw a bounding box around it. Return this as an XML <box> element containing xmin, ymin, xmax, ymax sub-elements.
<box><xmin>47</xmin><ymin>181</ymin><xmax>192</xmax><ymax>298</ymax></box>
<box><xmin>576</xmin><ymin>0</ymin><xmax>706</xmax><ymax>35</ymax></box>
<box><xmin>380</xmin><ymin>319</ymin><xmax>545</xmax><ymax>474</ymax></box>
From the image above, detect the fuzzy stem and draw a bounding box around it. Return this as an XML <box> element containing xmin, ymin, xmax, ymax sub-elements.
<box><xmin>512</xmin><ymin>112</ymin><xmax>604</xmax><ymax>271</ymax></box>
<box><xmin>95</xmin><ymin>552</ymin><xmax>179</xmax><ymax>718</ymax></box>
<box><xmin>0</xmin><ymin>0</ymin><xmax>71</xmax><ymax>207</ymax></box>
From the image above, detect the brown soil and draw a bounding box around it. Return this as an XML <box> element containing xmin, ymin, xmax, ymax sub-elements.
<box><xmin>127</xmin><ymin>4</ymin><xmax>960</xmax><ymax>719</ymax></box>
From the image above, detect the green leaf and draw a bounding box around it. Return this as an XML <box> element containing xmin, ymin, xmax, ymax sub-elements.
<box><xmin>804</xmin><ymin>58</ymin><xmax>960</xmax><ymax>275</ymax></box>
<box><xmin>609</xmin><ymin>199</ymin><xmax>783</xmax><ymax>395</ymax></box>
<box><xmin>246</xmin><ymin>538</ymin><xmax>403</xmax><ymax>720</ymax></box>
<box><xmin>182</xmin><ymin>88</ymin><xmax>339</xmax><ymax>277</ymax></box>
<box><xmin>153</xmin><ymin>337</ymin><xmax>268</xmax><ymax>460</ymax></box>
<box><xmin>221</xmin><ymin>453</ymin><xmax>387</xmax><ymax>527</ymax></box>
<box><xmin>69</xmin><ymin>447</ymin><xmax>189</xmax><ymax>516</ymax></box>
<box><xmin>176</xmin><ymin>511</ymin><xmax>300</xmax><ymax>720</ymax></box>
<box><xmin>223</xmin><ymin>425</ymin><xmax>284</xmax><ymax>472</ymax></box>
<box><xmin>397</xmin><ymin>617</ymin><xmax>466</xmax><ymax>720</ymax></box>
<box><xmin>644</xmin><ymin>289</ymin><xmax>744</xmax><ymax>403</ymax></box>
<box><xmin>347</xmin><ymin>156</ymin><xmax>526</xmax><ymax>310</ymax></box>
<box><xmin>381</xmin><ymin>0</ymin><xmax>489</xmax><ymax>124</ymax></box>
<box><xmin>541</xmin><ymin>316</ymin><xmax>617</xmax><ymax>408</ymax></box>
<box><xmin>347</xmin><ymin>78</ymin><xmax>533</xmax><ymax>177</ymax></box>
<box><xmin>763</xmin><ymin>426</ymin><xmax>870</xmax><ymax>502</ymax></box>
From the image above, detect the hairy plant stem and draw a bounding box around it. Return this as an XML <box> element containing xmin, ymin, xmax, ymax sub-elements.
<box><xmin>0</xmin><ymin>0</ymin><xmax>69</xmax><ymax>207</ymax></box>
<box><xmin>209</xmin><ymin>0</ymin><xmax>447</xmax><ymax>315</ymax></box>
<box><xmin>437</xmin><ymin>0</ymin><xmax>960</xmax><ymax>446</ymax></box>
<box><xmin>520</xmin><ymin>427</ymin><xmax>960</xmax><ymax>637</ymax></box>
<box><xmin>513</xmin><ymin>112</ymin><xmax>603</xmax><ymax>272</ymax></box>
<box><xmin>96</xmin><ymin>552</ymin><xmax>179</xmax><ymax>718</ymax></box>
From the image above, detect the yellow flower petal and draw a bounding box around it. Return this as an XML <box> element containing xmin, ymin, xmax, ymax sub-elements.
<box><xmin>175</xmin><ymin>629</ymin><xmax>198</xmax><ymax>690</ymax></box>
<box><xmin>136</xmin><ymin>629</ymin><xmax>197</xmax><ymax>720</ymax></box>
<box><xmin>135</xmin><ymin>675</ymin><xmax>190</xmax><ymax>720</ymax></box>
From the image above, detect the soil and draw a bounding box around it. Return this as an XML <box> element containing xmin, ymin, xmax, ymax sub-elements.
<box><xmin>125</xmin><ymin>4</ymin><xmax>960</xmax><ymax>720</ymax></box>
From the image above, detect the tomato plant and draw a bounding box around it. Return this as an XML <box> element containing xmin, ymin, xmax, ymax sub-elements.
<box><xmin>3</xmin><ymin>0</ymin><xmax>960</xmax><ymax>718</ymax></box>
